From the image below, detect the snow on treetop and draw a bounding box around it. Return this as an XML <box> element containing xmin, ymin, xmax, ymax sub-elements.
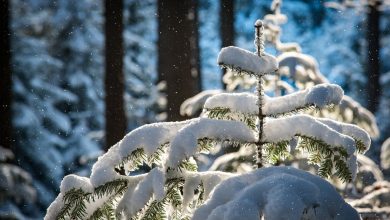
<box><xmin>217</xmin><ymin>46</ymin><xmax>278</xmax><ymax>76</ymax></box>
<box><xmin>254</xmin><ymin>19</ymin><xmax>264</xmax><ymax>27</ymax></box>
<box><xmin>204</xmin><ymin>92</ymin><xmax>257</xmax><ymax>115</ymax></box>
<box><xmin>193</xmin><ymin>166</ymin><xmax>360</xmax><ymax>220</ymax></box>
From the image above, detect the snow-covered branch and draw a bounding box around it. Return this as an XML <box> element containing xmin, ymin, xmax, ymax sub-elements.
<box><xmin>263</xmin><ymin>114</ymin><xmax>357</xmax><ymax>155</ymax></box>
<box><xmin>316</xmin><ymin>118</ymin><xmax>371</xmax><ymax>153</ymax></box>
<box><xmin>277</xmin><ymin>52</ymin><xmax>328</xmax><ymax>86</ymax></box>
<box><xmin>204</xmin><ymin>84</ymin><xmax>343</xmax><ymax>116</ymax></box>
<box><xmin>166</xmin><ymin>118</ymin><xmax>256</xmax><ymax>168</ymax></box>
<box><xmin>90</xmin><ymin>120</ymin><xmax>193</xmax><ymax>187</ymax></box>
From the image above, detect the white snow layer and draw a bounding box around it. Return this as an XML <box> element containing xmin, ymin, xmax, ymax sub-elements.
<box><xmin>317</xmin><ymin>118</ymin><xmax>371</xmax><ymax>152</ymax></box>
<box><xmin>45</xmin><ymin>175</ymin><xmax>94</xmax><ymax>219</ymax></box>
<box><xmin>192</xmin><ymin>166</ymin><xmax>360</xmax><ymax>220</ymax></box>
<box><xmin>217</xmin><ymin>46</ymin><xmax>278</xmax><ymax>75</ymax></box>
<box><xmin>203</xmin><ymin>84</ymin><xmax>343</xmax><ymax>116</ymax></box>
<box><xmin>60</xmin><ymin>174</ymin><xmax>94</xmax><ymax>194</ymax></box>
<box><xmin>204</xmin><ymin>92</ymin><xmax>257</xmax><ymax>114</ymax></box>
<box><xmin>165</xmin><ymin>118</ymin><xmax>256</xmax><ymax>168</ymax></box>
<box><xmin>44</xmin><ymin>193</ymin><xmax>64</xmax><ymax>220</ymax></box>
<box><xmin>90</xmin><ymin>120</ymin><xmax>193</xmax><ymax>187</ymax></box>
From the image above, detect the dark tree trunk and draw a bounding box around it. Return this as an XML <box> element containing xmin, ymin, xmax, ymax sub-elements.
<box><xmin>0</xmin><ymin>0</ymin><xmax>13</xmax><ymax>150</ymax></box>
<box><xmin>220</xmin><ymin>0</ymin><xmax>235</xmax><ymax>89</ymax></box>
<box><xmin>104</xmin><ymin>0</ymin><xmax>126</xmax><ymax>151</ymax></box>
<box><xmin>189</xmin><ymin>0</ymin><xmax>202</xmax><ymax>92</ymax></box>
<box><xmin>158</xmin><ymin>0</ymin><xmax>201</xmax><ymax>121</ymax></box>
<box><xmin>366</xmin><ymin>3</ymin><xmax>381</xmax><ymax>113</ymax></box>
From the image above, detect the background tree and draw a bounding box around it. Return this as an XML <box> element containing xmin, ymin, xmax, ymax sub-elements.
<box><xmin>0</xmin><ymin>0</ymin><xmax>12</xmax><ymax>151</ymax></box>
<box><xmin>366</xmin><ymin>0</ymin><xmax>381</xmax><ymax>113</ymax></box>
<box><xmin>158</xmin><ymin>0</ymin><xmax>201</xmax><ymax>121</ymax></box>
<box><xmin>105</xmin><ymin>0</ymin><xmax>127</xmax><ymax>150</ymax></box>
<box><xmin>220</xmin><ymin>0</ymin><xmax>235</xmax><ymax>89</ymax></box>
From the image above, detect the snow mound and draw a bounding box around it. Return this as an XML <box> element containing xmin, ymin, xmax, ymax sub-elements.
<box><xmin>193</xmin><ymin>166</ymin><xmax>359</xmax><ymax>220</ymax></box>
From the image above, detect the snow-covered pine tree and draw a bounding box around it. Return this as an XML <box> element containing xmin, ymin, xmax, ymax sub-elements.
<box><xmin>0</xmin><ymin>146</ymin><xmax>37</xmax><ymax>218</ymax></box>
<box><xmin>45</xmin><ymin>20</ymin><xmax>370</xmax><ymax>220</ymax></box>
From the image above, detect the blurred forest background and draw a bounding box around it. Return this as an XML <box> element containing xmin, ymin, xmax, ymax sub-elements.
<box><xmin>1</xmin><ymin>0</ymin><xmax>390</xmax><ymax>218</ymax></box>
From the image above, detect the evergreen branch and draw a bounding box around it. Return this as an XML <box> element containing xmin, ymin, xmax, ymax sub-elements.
<box><xmin>206</xmin><ymin>107</ymin><xmax>231</xmax><ymax>119</ymax></box>
<box><xmin>58</xmin><ymin>189</ymin><xmax>92</xmax><ymax>220</ymax></box>
<box><xmin>141</xmin><ymin>199</ymin><xmax>167</xmax><ymax>220</ymax></box>
<box><xmin>89</xmin><ymin>180</ymin><xmax>128</xmax><ymax>219</ymax></box>
<box><xmin>355</xmin><ymin>139</ymin><xmax>366</xmax><ymax>154</ymax></box>
<box><xmin>205</xmin><ymin>107</ymin><xmax>257</xmax><ymax>130</ymax></box>
<box><xmin>121</xmin><ymin>148</ymin><xmax>148</xmax><ymax>172</ymax></box>
<box><xmin>268</xmin><ymin>103</ymin><xmax>334</xmax><ymax>118</ymax></box>
<box><xmin>219</xmin><ymin>63</ymin><xmax>261</xmax><ymax>77</ymax></box>
<box><xmin>148</xmin><ymin>143</ymin><xmax>169</xmax><ymax>165</ymax></box>
<box><xmin>197</xmin><ymin>182</ymin><xmax>205</xmax><ymax>205</ymax></box>
<box><xmin>318</xmin><ymin>158</ymin><xmax>333</xmax><ymax>179</ymax></box>
<box><xmin>178</xmin><ymin>159</ymin><xmax>198</xmax><ymax>172</ymax></box>
<box><xmin>166</xmin><ymin>178</ymin><xmax>184</xmax><ymax>208</ymax></box>
<box><xmin>138</xmin><ymin>177</ymin><xmax>187</xmax><ymax>220</ymax></box>
<box><xmin>298</xmin><ymin>136</ymin><xmax>352</xmax><ymax>182</ymax></box>
<box><xmin>70</xmin><ymin>194</ymin><xmax>89</xmax><ymax>220</ymax></box>
<box><xmin>94</xmin><ymin>179</ymin><xmax>128</xmax><ymax>199</ymax></box>
<box><xmin>197</xmin><ymin>138</ymin><xmax>215</xmax><ymax>153</ymax></box>
<box><xmin>263</xmin><ymin>141</ymin><xmax>290</xmax><ymax>164</ymax></box>
<box><xmin>89</xmin><ymin>200</ymin><xmax>116</xmax><ymax>220</ymax></box>
<box><xmin>333</xmin><ymin>155</ymin><xmax>352</xmax><ymax>182</ymax></box>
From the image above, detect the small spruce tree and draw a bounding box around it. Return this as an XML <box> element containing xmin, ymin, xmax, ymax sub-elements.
<box><xmin>45</xmin><ymin>20</ymin><xmax>370</xmax><ymax>220</ymax></box>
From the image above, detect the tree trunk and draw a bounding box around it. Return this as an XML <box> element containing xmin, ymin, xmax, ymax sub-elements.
<box><xmin>158</xmin><ymin>0</ymin><xmax>201</xmax><ymax>121</ymax></box>
<box><xmin>220</xmin><ymin>0</ymin><xmax>235</xmax><ymax>89</ymax></box>
<box><xmin>0</xmin><ymin>0</ymin><xmax>13</xmax><ymax>150</ymax></box>
<box><xmin>366</xmin><ymin>2</ymin><xmax>381</xmax><ymax>113</ymax></box>
<box><xmin>104</xmin><ymin>0</ymin><xmax>126</xmax><ymax>151</ymax></box>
